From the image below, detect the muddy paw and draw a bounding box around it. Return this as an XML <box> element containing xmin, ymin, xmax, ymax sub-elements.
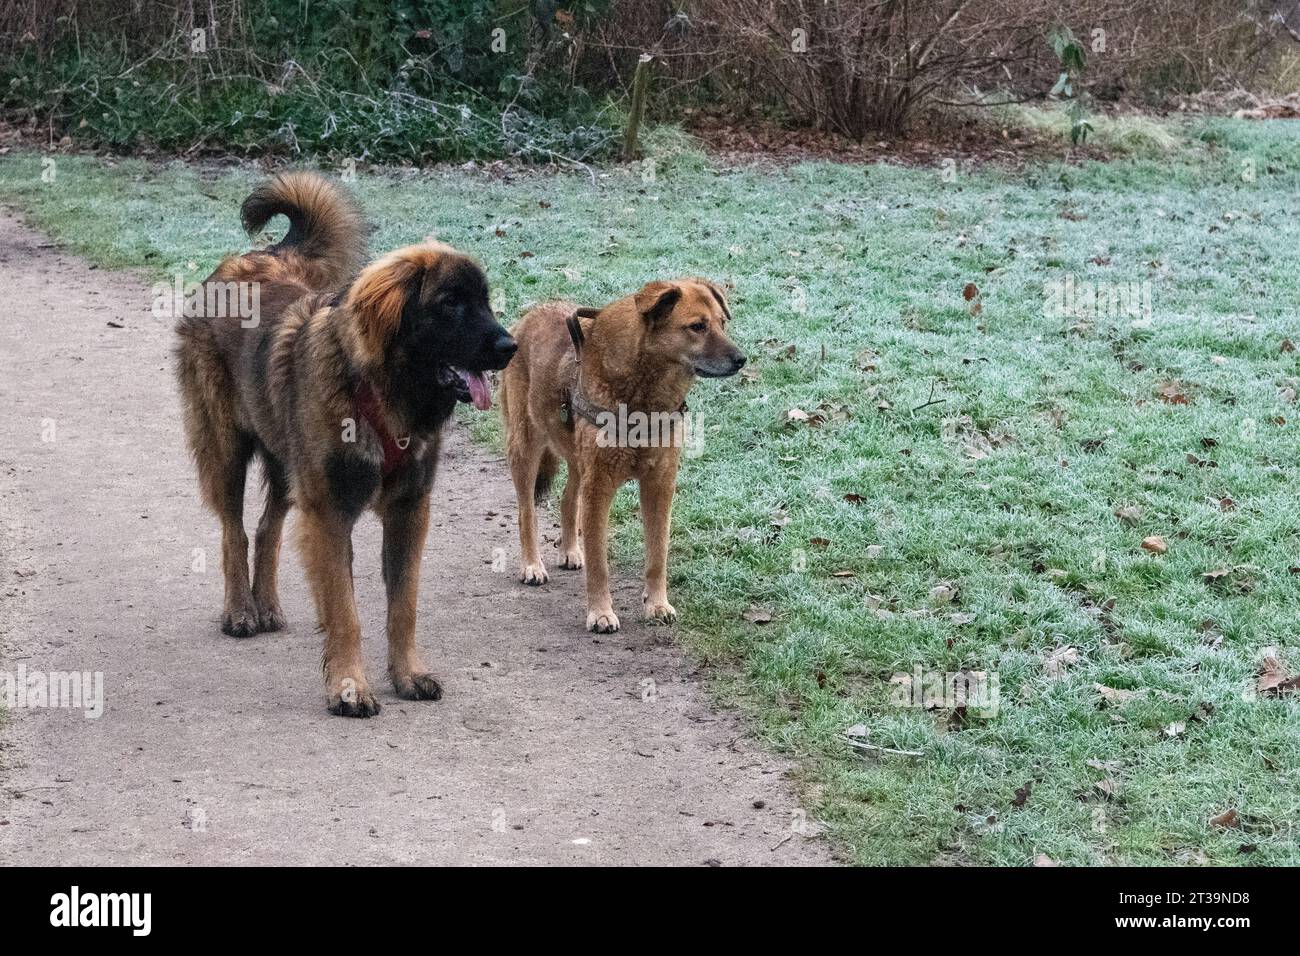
<box><xmin>521</xmin><ymin>562</ymin><xmax>549</xmax><ymax>586</ymax></box>
<box><xmin>393</xmin><ymin>672</ymin><xmax>443</xmax><ymax>701</ymax></box>
<box><xmin>559</xmin><ymin>549</ymin><xmax>584</xmax><ymax>570</ymax></box>
<box><xmin>221</xmin><ymin>603</ymin><xmax>259</xmax><ymax>638</ymax></box>
<box><xmin>326</xmin><ymin>680</ymin><xmax>381</xmax><ymax>718</ymax></box>
<box><xmin>256</xmin><ymin>601</ymin><xmax>287</xmax><ymax>633</ymax></box>
<box><xmin>586</xmin><ymin>609</ymin><xmax>621</xmax><ymax>633</ymax></box>
<box><xmin>643</xmin><ymin>599</ymin><xmax>677</xmax><ymax>625</ymax></box>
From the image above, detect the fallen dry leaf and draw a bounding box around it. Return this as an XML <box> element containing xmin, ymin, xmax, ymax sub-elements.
<box><xmin>1112</xmin><ymin>504</ymin><xmax>1144</xmax><ymax>528</ymax></box>
<box><xmin>1201</xmin><ymin>564</ymin><xmax>1256</xmax><ymax>593</ymax></box>
<box><xmin>1094</xmin><ymin>683</ymin><xmax>1141</xmax><ymax>705</ymax></box>
<box><xmin>962</xmin><ymin>282</ymin><xmax>979</xmax><ymax>301</ymax></box>
<box><xmin>816</xmin><ymin>401</ymin><xmax>852</xmax><ymax>423</ymax></box>
<box><xmin>1093</xmin><ymin>777</ymin><xmax>1121</xmax><ymax>800</ymax></box>
<box><xmin>929</xmin><ymin>584</ymin><xmax>958</xmax><ymax>605</ymax></box>
<box><xmin>1257</xmin><ymin>651</ymin><xmax>1300</xmax><ymax>697</ymax></box>
<box><xmin>1044</xmin><ymin>646</ymin><xmax>1079</xmax><ymax>680</ymax></box>
<box><xmin>944</xmin><ymin>414</ymin><xmax>1014</xmax><ymax>460</ymax></box>
<box><xmin>1114</xmin><ymin>505</ymin><xmax>1143</xmax><ymax>525</ymax></box>
<box><xmin>1141</xmin><ymin>535</ymin><xmax>1168</xmax><ymax>554</ymax></box>
<box><xmin>742</xmin><ymin>607</ymin><xmax>773</xmax><ymax>625</ymax></box>
<box><xmin>1157</xmin><ymin>380</ymin><xmax>1192</xmax><ymax>405</ymax></box>
<box><xmin>1210</xmin><ymin>808</ymin><xmax>1240</xmax><ymax>829</ymax></box>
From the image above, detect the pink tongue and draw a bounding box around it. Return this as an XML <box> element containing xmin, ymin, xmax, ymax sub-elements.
<box><xmin>460</xmin><ymin>369</ymin><xmax>492</xmax><ymax>410</ymax></box>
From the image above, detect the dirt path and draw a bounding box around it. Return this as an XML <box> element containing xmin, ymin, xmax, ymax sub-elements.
<box><xmin>0</xmin><ymin>213</ymin><xmax>832</xmax><ymax>866</ymax></box>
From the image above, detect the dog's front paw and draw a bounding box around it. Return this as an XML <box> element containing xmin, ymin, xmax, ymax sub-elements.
<box><xmin>520</xmin><ymin>562</ymin><xmax>549</xmax><ymax>586</ymax></box>
<box><xmin>643</xmin><ymin>598</ymin><xmax>677</xmax><ymax>625</ymax></box>
<box><xmin>559</xmin><ymin>547</ymin><xmax>584</xmax><ymax>570</ymax></box>
<box><xmin>392</xmin><ymin>671</ymin><xmax>443</xmax><ymax>701</ymax></box>
<box><xmin>586</xmin><ymin>608</ymin><xmax>621</xmax><ymax>633</ymax></box>
<box><xmin>221</xmin><ymin>601</ymin><xmax>259</xmax><ymax>638</ymax></box>
<box><xmin>326</xmin><ymin>677</ymin><xmax>381</xmax><ymax>718</ymax></box>
<box><xmin>256</xmin><ymin>601</ymin><xmax>287</xmax><ymax>633</ymax></box>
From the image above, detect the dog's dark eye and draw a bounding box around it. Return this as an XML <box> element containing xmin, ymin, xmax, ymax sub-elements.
<box><xmin>688</xmin><ymin>321</ymin><xmax>707</xmax><ymax>333</ymax></box>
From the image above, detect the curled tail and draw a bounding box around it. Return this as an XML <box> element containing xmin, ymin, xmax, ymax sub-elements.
<box><xmin>240</xmin><ymin>171</ymin><xmax>368</xmax><ymax>289</ymax></box>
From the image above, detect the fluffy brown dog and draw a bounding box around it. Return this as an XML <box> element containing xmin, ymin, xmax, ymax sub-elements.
<box><xmin>175</xmin><ymin>171</ymin><xmax>516</xmax><ymax>716</ymax></box>
<box><xmin>500</xmin><ymin>280</ymin><xmax>745</xmax><ymax>632</ymax></box>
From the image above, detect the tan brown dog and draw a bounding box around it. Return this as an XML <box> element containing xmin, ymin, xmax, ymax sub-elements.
<box><xmin>500</xmin><ymin>280</ymin><xmax>745</xmax><ymax>632</ymax></box>
<box><xmin>175</xmin><ymin>171</ymin><xmax>516</xmax><ymax>716</ymax></box>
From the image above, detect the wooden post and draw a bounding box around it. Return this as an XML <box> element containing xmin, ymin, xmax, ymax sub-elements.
<box><xmin>623</xmin><ymin>53</ymin><xmax>654</xmax><ymax>161</ymax></box>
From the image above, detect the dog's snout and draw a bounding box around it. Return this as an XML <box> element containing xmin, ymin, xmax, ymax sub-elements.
<box><xmin>490</xmin><ymin>331</ymin><xmax>517</xmax><ymax>368</ymax></box>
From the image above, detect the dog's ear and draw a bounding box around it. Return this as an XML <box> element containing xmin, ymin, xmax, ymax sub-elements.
<box><xmin>694</xmin><ymin>278</ymin><xmax>733</xmax><ymax>323</ymax></box>
<box><xmin>634</xmin><ymin>280</ymin><xmax>681</xmax><ymax>326</ymax></box>
<box><xmin>345</xmin><ymin>245</ymin><xmax>446</xmax><ymax>364</ymax></box>
<box><xmin>571</xmin><ymin>306</ymin><xmax>600</xmax><ymax>344</ymax></box>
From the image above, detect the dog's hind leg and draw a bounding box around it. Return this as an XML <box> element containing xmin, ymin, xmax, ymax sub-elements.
<box><xmin>211</xmin><ymin>432</ymin><xmax>257</xmax><ymax>637</ymax></box>
<box><xmin>298</xmin><ymin>505</ymin><xmax>379</xmax><ymax>717</ymax></box>
<box><xmin>508</xmin><ymin>437</ymin><xmax>549</xmax><ymax>585</ymax></box>
<box><xmin>558</xmin><ymin>459</ymin><xmax>584</xmax><ymax>570</ymax></box>
<box><xmin>251</xmin><ymin>452</ymin><xmax>291</xmax><ymax>633</ymax></box>
<box><xmin>177</xmin><ymin>335</ymin><xmax>258</xmax><ymax>637</ymax></box>
<box><xmin>381</xmin><ymin>494</ymin><xmax>442</xmax><ymax>701</ymax></box>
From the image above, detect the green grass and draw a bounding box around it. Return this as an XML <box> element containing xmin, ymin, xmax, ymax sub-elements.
<box><xmin>3</xmin><ymin>117</ymin><xmax>1299</xmax><ymax>865</ymax></box>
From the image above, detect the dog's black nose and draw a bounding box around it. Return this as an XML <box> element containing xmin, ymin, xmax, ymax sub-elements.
<box><xmin>730</xmin><ymin>353</ymin><xmax>747</xmax><ymax>372</ymax></box>
<box><xmin>493</xmin><ymin>332</ymin><xmax>517</xmax><ymax>362</ymax></box>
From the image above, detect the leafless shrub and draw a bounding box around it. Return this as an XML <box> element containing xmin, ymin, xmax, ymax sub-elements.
<box><xmin>582</xmin><ymin>0</ymin><xmax>1292</xmax><ymax>137</ymax></box>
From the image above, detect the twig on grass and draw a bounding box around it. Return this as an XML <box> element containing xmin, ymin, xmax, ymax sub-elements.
<box><xmin>841</xmin><ymin>736</ymin><xmax>925</xmax><ymax>758</ymax></box>
<box><xmin>911</xmin><ymin>379</ymin><xmax>947</xmax><ymax>413</ymax></box>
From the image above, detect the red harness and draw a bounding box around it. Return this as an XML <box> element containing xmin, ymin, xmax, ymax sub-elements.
<box><xmin>353</xmin><ymin>381</ymin><xmax>409</xmax><ymax>475</ymax></box>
